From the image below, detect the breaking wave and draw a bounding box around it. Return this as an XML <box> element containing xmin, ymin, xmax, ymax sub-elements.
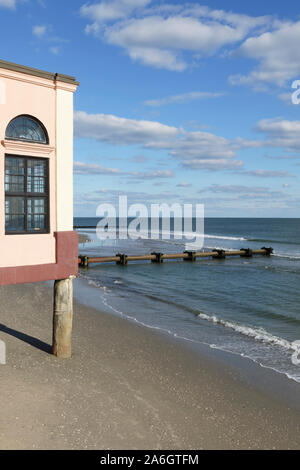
<box><xmin>197</xmin><ymin>312</ymin><xmax>299</xmax><ymax>352</ymax></box>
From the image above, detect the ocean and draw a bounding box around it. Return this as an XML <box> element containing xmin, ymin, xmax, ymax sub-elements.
<box><xmin>74</xmin><ymin>217</ymin><xmax>300</xmax><ymax>383</ymax></box>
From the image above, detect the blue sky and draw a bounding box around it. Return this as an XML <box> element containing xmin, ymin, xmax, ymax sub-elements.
<box><xmin>1</xmin><ymin>0</ymin><xmax>300</xmax><ymax>217</ymax></box>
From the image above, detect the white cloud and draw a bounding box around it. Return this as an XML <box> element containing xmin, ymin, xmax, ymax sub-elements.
<box><xmin>182</xmin><ymin>159</ymin><xmax>243</xmax><ymax>171</ymax></box>
<box><xmin>242</xmin><ymin>169</ymin><xmax>295</xmax><ymax>178</ymax></box>
<box><xmin>255</xmin><ymin>118</ymin><xmax>300</xmax><ymax>152</ymax></box>
<box><xmin>199</xmin><ymin>184</ymin><xmax>287</xmax><ymax>199</ymax></box>
<box><xmin>74</xmin><ymin>161</ymin><xmax>121</xmax><ymax>175</ymax></box>
<box><xmin>256</xmin><ymin>119</ymin><xmax>300</xmax><ymax>135</ymax></box>
<box><xmin>75</xmin><ymin>112</ymin><xmax>300</xmax><ymax>173</ymax></box>
<box><xmin>161</xmin><ymin>129</ymin><xmax>237</xmax><ymax>160</ymax></box>
<box><xmin>127</xmin><ymin>169</ymin><xmax>174</xmax><ymax>180</ymax></box>
<box><xmin>144</xmin><ymin>91</ymin><xmax>225</xmax><ymax>107</ymax></box>
<box><xmin>76</xmin><ymin>188</ymin><xmax>182</xmax><ymax>209</ymax></box>
<box><xmin>265</xmin><ymin>153</ymin><xmax>298</xmax><ymax>160</ymax></box>
<box><xmin>177</xmin><ymin>182</ymin><xmax>191</xmax><ymax>188</ymax></box>
<box><xmin>33</xmin><ymin>25</ymin><xmax>47</xmax><ymax>38</ymax></box>
<box><xmin>233</xmin><ymin>137</ymin><xmax>264</xmax><ymax>149</ymax></box>
<box><xmin>0</xmin><ymin>0</ymin><xmax>16</xmax><ymax>9</ymax></box>
<box><xmin>107</xmin><ymin>16</ymin><xmax>241</xmax><ymax>53</ymax></box>
<box><xmin>80</xmin><ymin>0</ymin><xmax>150</xmax><ymax>23</ymax></box>
<box><xmin>74</xmin><ymin>111</ymin><xmax>244</xmax><ymax>171</ymax></box>
<box><xmin>125</xmin><ymin>46</ymin><xmax>186</xmax><ymax>71</ymax></box>
<box><xmin>31</xmin><ymin>24</ymin><xmax>68</xmax><ymax>54</ymax></box>
<box><xmin>80</xmin><ymin>2</ymin><xmax>271</xmax><ymax>71</ymax></box>
<box><xmin>230</xmin><ymin>21</ymin><xmax>300</xmax><ymax>86</ymax></box>
<box><xmin>201</xmin><ymin>184</ymin><xmax>272</xmax><ymax>194</ymax></box>
<box><xmin>74</xmin><ymin>110</ymin><xmax>178</xmax><ymax>145</ymax></box>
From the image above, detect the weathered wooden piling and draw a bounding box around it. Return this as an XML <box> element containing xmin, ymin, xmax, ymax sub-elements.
<box><xmin>241</xmin><ymin>248</ymin><xmax>253</xmax><ymax>258</ymax></box>
<box><xmin>212</xmin><ymin>249</ymin><xmax>226</xmax><ymax>259</ymax></box>
<box><xmin>53</xmin><ymin>277</ymin><xmax>74</xmax><ymax>359</ymax></box>
<box><xmin>151</xmin><ymin>252</ymin><xmax>164</xmax><ymax>263</ymax></box>
<box><xmin>117</xmin><ymin>254</ymin><xmax>128</xmax><ymax>265</ymax></box>
<box><xmin>78</xmin><ymin>247</ymin><xmax>273</xmax><ymax>267</ymax></box>
<box><xmin>79</xmin><ymin>255</ymin><xmax>89</xmax><ymax>268</ymax></box>
<box><xmin>261</xmin><ymin>247</ymin><xmax>273</xmax><ymax>256</ymax></box>
<box><xmin>184</xmin><ymin>251</ymin><xmax>197</xmax><ymax>262</ymax></box>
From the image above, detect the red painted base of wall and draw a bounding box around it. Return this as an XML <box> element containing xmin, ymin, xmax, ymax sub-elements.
<box><xmin>0</xmin><ymin>231</ymin><xmax>78</xmax><ymax>286</ymax></box>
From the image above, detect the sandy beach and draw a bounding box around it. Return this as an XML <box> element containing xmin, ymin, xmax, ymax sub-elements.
<box><xmin>0</xmin><ymin>281</ymin><xmax>300</xmax><ymax>450</ymax></box>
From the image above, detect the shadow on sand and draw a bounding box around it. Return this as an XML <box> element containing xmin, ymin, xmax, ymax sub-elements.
<box><xmin>0</xmin><ymin>323</ymin><xmax>52</xmax><ymax>354</ymax></box>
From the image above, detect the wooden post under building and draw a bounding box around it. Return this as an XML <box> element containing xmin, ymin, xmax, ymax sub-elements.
<box><xmin>53</xmin><ymin>277</ymin><xmax>74</xmax><ymax>359</ymax></box>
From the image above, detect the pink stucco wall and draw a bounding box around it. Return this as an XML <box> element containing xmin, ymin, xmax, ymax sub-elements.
<box><xmin>0</xmin><ymin>69</ymin><xmax>57</xmax><ymax>268</ymax></box>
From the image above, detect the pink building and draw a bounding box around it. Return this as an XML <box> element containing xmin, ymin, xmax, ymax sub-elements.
<box><xmin>0</xmin><ymin>59</ymin><xmax>79</xmax><ymax>286</ymax></box>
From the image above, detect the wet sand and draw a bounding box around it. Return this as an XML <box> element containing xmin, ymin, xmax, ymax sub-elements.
<box><xmin>0</xmin><ymin>282</ymin><xmax>300</xmax><ymax>450</ymax></box>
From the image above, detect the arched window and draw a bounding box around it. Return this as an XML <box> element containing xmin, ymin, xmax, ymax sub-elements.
<box><xmin>5</xmin><ymin>115</ymin><xmax>48</xmax><ymax>144</ymax></box>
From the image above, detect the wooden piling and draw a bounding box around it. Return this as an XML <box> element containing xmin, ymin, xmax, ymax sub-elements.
<box><xmin>151</xmin><ymin>252</ymin><xmax>164</xmax><ymax>263</ymax></box>
<box><xmin>212</xmin><ymin>249</ymin><xmax>226</xmax><ymax>260</ymax></box>
<box><xmin>116</xmin><ymin>254</ymin><xmax>128</xmax><ymax>265</ymax></box>
<box><xmin>53</xmin><ymin>277</ymin><xmax>74</xmax><ymax>359</ymax></box>
<box><xmin>184</xmin><ymin>251</ymin><xmax>197</xmax><ymax>262</ymax></box>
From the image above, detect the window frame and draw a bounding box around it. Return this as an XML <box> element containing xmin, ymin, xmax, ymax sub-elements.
<box><xmin>5</xmin><ymin>115</ymin><xmax>49</xmax><ymax>145</ymax></box>
<box><xmin>5</xmin><ymin>154</ymin><xmax>50</xmax><ymax>235</ymax></box>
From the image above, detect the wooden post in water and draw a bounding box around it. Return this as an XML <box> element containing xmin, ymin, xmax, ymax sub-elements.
<box><xmin>53</xmin><ymin>277</ymin><xmax>74</xmax><ymax>358</ymax></box>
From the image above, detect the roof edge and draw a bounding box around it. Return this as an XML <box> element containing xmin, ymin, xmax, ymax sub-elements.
<box><xmin>0</xmin><ymin>59</ymin><xmax>79</xmax><ymax>85</ymax></box>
